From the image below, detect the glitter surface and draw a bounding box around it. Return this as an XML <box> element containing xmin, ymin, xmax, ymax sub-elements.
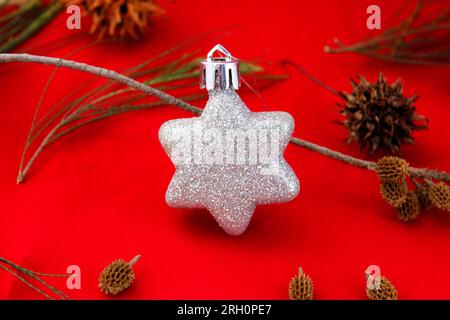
<box><xmin>159</xmin><ymin>89</ymin><xmax>299</xmax><ymax>235</ymax></box>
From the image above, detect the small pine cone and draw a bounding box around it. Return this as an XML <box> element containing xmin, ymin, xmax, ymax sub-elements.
<box><xmin>366</xmin><ymin>276</ymin><xmax>398</xmax><ymax>300</ymax></box>
<box><xmin>99</xmin><ymin>255</ymin><xmax>140</xmax><ymax>295</ymax></box>
<box><xmin>380</xmin><ymin>181</ymin><xmax>408</xmax><ymax>207</ymax></box>
<box><xmin>289</xmin><ymin>267</ymin><xmax>313</xmax><ymax>300</ymax></box>
<box><xmin>376</xmin><ymin>156</ymin><xmax>409</xmax><ymax>182</ymax></box>
<box><xmin>428</xmin><ymin>182</ymin><xmax>450</xmax><ymax>211</ymax></box>
<box><xmin>415</xmin><ymin>185</ymin><xmax>431</xmax><ymax>209</ymax></box>
<box><xmin>396</xmin><ymin>191</ymin><xmax>421</xmax><ymax>222</ymax></box>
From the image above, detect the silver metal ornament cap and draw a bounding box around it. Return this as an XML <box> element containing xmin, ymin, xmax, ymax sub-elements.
<box><xmin>200</xmin><ymin>44</ymin><xmax>240</xmax><ymax>91</ymax></box>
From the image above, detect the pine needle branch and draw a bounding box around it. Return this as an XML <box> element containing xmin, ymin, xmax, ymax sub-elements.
<box><xmin>324</xmin><ymin>1</ymin><xmax>450</xmax><ymax>65</ymax></box>
<box><xmin>0</xmin><ymin>257</ymin><xmax>71</xmax><ymax>300</ymax></box>
<box><xmin>0</xmin><ymin>53</ymin><xmax>449</xmax><ymax>183</ymax></box>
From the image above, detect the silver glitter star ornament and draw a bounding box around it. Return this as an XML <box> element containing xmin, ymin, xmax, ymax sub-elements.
<box><xmin>159</xmin><ymin>45</ymin><xmax>300</xmax><ymax>235</ymax></box>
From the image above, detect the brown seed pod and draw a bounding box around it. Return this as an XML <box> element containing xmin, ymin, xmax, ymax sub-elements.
<box><xmin>415</xmin><ymin>185</ymin><xmax>431</xmax><ymax>209</ymax></box>
<box><xmin>396</xmin><ymin>191</ymin><xmax>421</xmax><ymax>222</ymax></box>
<box><xmin>288</xmin><ymin>267</ymin><xmax>313</xmax><ymax>300</ymax></box>
<box><xmin>64</xmin><ymin>0</ymin><xmax>165</xmax><ymax>39</ymax></box>
<box><xmin>380</xmin><ymin>181</ymin><xmax>408</xmax><ymax>207</ymax></box>
<box><xmin>340</xmin><ymin>73</ymin><xmax>427</xmax><ymax>154</ymax></box>
<box><xmin>366</xmin><ymin>276</ymin><xmax>398</xmax><ymax>300</ymax></box>
<box><xmin>428</xmin><ymin>182</ymin><xmax>450</xmax><ymax>211</ymax></box>
<box><xmin>98</xmin><ymin>255</ymin><xmax>140</xmax><ymax>296</ymax></box>
<box><xmin>376</xmin><ymin>156</ymin><xmax>409</xmax><ymax>182</ymax></box>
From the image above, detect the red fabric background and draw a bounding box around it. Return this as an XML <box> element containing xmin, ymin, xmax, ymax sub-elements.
<box><xmin>1</xmin><ymin>0</ymin><xmax>449</xmax><ymax>299</ymax></box>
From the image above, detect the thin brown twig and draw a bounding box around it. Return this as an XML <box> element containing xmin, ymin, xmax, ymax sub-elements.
<box><xmin>326</xmin><ymin>22</ymin><xmax>450</xmax><ymax>54</ymax></box>
<box><xmin>0</xmin><ymin>264</ymin><xmax>55</xmax><ymax>300</ymax></box>
<box><xmin>48</xmin><ymin>95</ymin><xmax>204</xmax><ymax>143</ymax></box>
<box><xmin>128</xmin><ymin>254</ymin><xmax>141</xmax><ymax>267</ymax></box>
<box><xmin>0</xmin><ymin>257</ymin><xmax>71</xmax><ymax>299</ymax></box>
<box><xmin>280</xmin><ymin>60</ymin><xmax>339</xmax><ymax>96</ymax></box>
<box><xmin>20</xmin><ymin>40</ymin><xmax>107</xmax><ymax>179</ymax></box>
<box><xmin>0</xmin><ymin>53</ymin><xmax>449</xmax><ymax>183</ymax></box>
<box><xmin>18</xmin><ymin>51</ymin><xmax>249</xmax><ymax>182</ymax></box>
<box><xmin>324</xmin><ymin>1</ymin><xmax>450</xmax><ymax>64</ymax></box>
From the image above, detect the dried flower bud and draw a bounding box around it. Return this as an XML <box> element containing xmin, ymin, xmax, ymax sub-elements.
<box><xmin>99</xmin><ymin>255</ymin><xmax>140</xmax><ymax>296</ymax></box>
<box><xmin>366</xmin><ymin>276</ymin><xmax>398</xmax><ymax>300</ymax></box>
<box><xmin>428</xmin><ymin>182</ymin><xmax>450</xmax><ymax>211</ymax></box>
<box><xmin>396</xmin><ymin>191</ymin><xmax>421</xmax><ymax>222</ymax></box>
<box><xmin>380</xmin><ymin>181</ymin><xmax>408</xmax><ymax>207</ymax></box>
<box><xmin>65</xmin><ymin>0</ymin><xmax>165</xmax><ymax>39</ymax></box>
<box><xmin>288</xmin><ymin>267</ymin><xmax>313</xmax><ymax>300</ymax></box>
<box><xmin>376</xmin><ymin>156</ymin><xmax>409</xmax><ymax>182</ymax></box>
<box><xmin>415</xmin><ymin>185</ymin><xmax>431</xmax><ymax>209</ymax></box>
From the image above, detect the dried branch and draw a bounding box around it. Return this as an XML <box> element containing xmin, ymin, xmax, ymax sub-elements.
<box><xmin>0</xmin><ymin>264</ymin><xmax>55</xmax><ymax>299</ymax></box>
<box><xmin>5</xmin><ymin>46</ymin><xmax>276</xmax><ymax>182</ymax></box>
<box><xmin>324</xmin><ymin>1</ymin><xmax>450</xmax><ymax>65</ymax></box>
<box><xmin>0</xmin><ymin>0</ymin><xmax>63</xmax><ymax>53</ymax></box>
<box><xmin>0</xmin><ymin>53</ymin><xmax>449</xmax><ymax>183</ymax></box>
<box><xmin>0</xmin><ymin>256</ymin><xmax>71</xmax><ymax>300</ymax></box>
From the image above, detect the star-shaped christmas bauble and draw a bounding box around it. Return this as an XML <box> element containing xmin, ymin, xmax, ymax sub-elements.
<box><xmin>158</xmin><ymin>45</ymin><xmax>299</xmax><ymax>235</ymax></box>
<box><xmin>159</xmin><ymin>90</ymin><xmax>299</xmax><ymax>235</ymax></box>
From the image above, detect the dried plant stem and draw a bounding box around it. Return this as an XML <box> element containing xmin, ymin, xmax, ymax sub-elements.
<box><xmin>328</xmin><ymin>24</ymin><xmax>450</xmax><ymax>55</ymax></box>
<box><xmin>0</xmin><ymin>264</ymin><xmax>54</xmax><ymax>300</ymax></box>
<box><xmin>324</xmin><ymin>1</ymin><xmax>450</xmax><ymax>65</ymax></box>
<box><xmin>0</xmin><ymin>257</ymin><xmax>71</xmax><ymax>299</ymax></box>
<box><xmin>0</xmin><ymin>1</ymin><xmax>63</xmax><ymax>53</ymax></box>
<box><xmin>410</xmin><ymin>168</ymin><xmax>450</xmax><ymax>182</ymax></box>
<box><xmin>0</xmin><ymin>53</ymin><xmax>200</xmax><ymax>183</ymax></box>
<box><xmin>289</xmin><ymin>137</ymin><xmax>375</xmax><ymax>170</ymax></box>
<box><xmin>0</xmin><ymin>53</ymin><xmax>449</xmax><ymax>183</ymax></box>
<box><xmin>128</xmin><ymin>254</ymin><xmax>141</xmax><ymax>267</ymax></box>
<box><xmin>291</xmin><ymin>137</ymin><xmax>450</xmax><ymax>181</ymax></box>
<box><xmin>0</xmin><ymin>53</ymin><xmax>200</xmax><ymax>112</ymax></box>
<box><xmin>280</xmin><ymin>60</ymin><xmax>339</xmax><ymax>96</ymax></box>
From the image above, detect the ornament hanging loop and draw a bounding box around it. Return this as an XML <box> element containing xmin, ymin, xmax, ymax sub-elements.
<box><xmin>206</xmin><ymin>44</ymin><xmax>233</xmax><ymax>61</ymax></box>
<box><xmin>200</xmin><ymin>44</ymin><xmax>240</xmax><ymax>91</ymax></box>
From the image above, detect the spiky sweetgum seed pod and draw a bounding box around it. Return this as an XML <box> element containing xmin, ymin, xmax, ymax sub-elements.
<box><xmin>376</xmin><ymin>156</ymin><xmax>409</xmax><ymax>182</ymax></box>
<box><xmin>396</xmin><ymin>191</ymin><xmax>421</xmax><ymax>222</ymax></box>
<box><xmin>64</xmin><ymin>0</ymin><xmax>164</xmax><ymax>39</ymax></box>
<box><xmin>366</xmin><ymin>276</ymin><xmax>398</xmax><ymax>300</ymax></box>
<box><xmin>428</xmin><ymin>182</ymin><xmax>450</xmax><ymax>211</ymax></box>
<box><xmin>340</xmin><ymin>73</ymin><xmax>427</xmax><ymax>154</ymax></box>
<box><xmin>289</xmin><ymin>268</ymin><xmax>313</xmax><ymax>300</ymax></box>
<box><xmin>380</xmin><ymin>181</ymin><xmax>408</xmax><ymax>207</ymax></box>
<box><xmin>99</xmin><ymin>256</ymin><xmax>140</xmax><ymax>295</ymax></box>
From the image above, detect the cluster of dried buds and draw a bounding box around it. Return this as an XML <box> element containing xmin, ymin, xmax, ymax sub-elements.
<box><xmin>376</xmin><ymin>156</ymin><xmax>450</xmax><ymax>221</ymax></box>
